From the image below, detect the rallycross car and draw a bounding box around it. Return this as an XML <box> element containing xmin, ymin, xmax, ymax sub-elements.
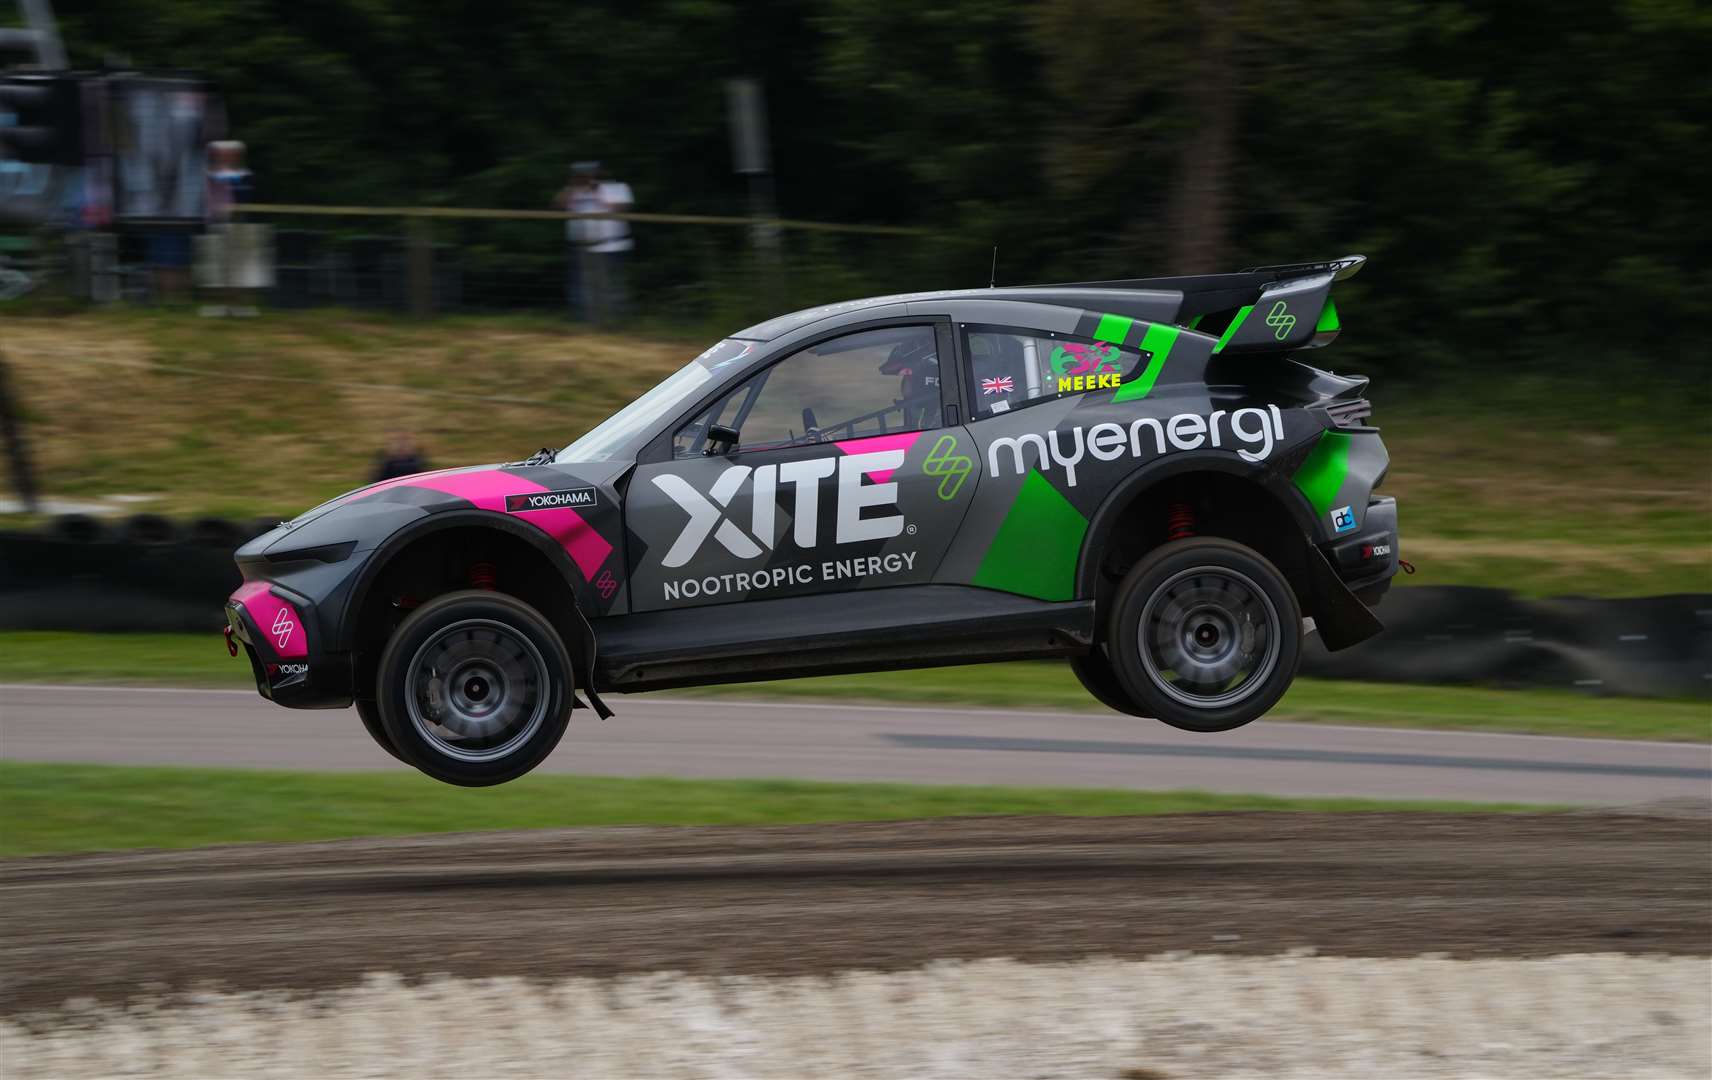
<box><xmin>225</xmin><ymin>255</ymin><xmax>1399</xmax><ymax>785</ymax></box>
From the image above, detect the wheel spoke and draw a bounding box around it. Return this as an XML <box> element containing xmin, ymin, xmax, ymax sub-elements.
<box><xmin>1136</xmin><ymin>563</ymin><xmax>1282</xmax><ymax>711</ymax></box>
<box><xmin>404</xmin><ymin>617</ymin><xmax>552</xmax><ymax>764</ymax></box>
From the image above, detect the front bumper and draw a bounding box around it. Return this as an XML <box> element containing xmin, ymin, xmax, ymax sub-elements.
<box><xmin>224</xmin><ymin>580</ymin><xmax>353</xmax><ymax>709</ymax></box>
<box><xmin>1322</xmin><ymin>495</ymin><xmax>1400</xmax><ymax>602</ymax></box>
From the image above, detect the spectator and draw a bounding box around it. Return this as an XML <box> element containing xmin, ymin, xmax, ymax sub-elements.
<box><xmin>372</xmin><ymin>431</ymin><xmax>428</xmax><ymax>483</ymax></box>
<box><xmin>554</xmin><ymin>161</ymin><xmax>633</xmax><ymax>324</ymax></box>
<box><xmin>199</xmin><ymin>141</ymin><xmax>270</xmax><ymax>316</ymax></box>
<box><xmin>206</xmin><ymin>140</ymin><xmax>254</xmax><ymax>220</ymax></box>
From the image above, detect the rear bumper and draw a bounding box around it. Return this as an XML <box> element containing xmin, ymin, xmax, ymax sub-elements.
<box><xmin>224</xmin><ymin>581</ymin><xmax>353</xmax><ymax>709</ymax></box>
<box><xmin>1321</xmin><ymin>495</ymin><xmax>1400</xmax><ymax>602</ymax></box>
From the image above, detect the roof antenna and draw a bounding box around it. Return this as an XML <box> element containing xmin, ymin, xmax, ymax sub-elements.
<box><xmin>989</xmin><ymin>245</ymin><xmax>998</xmax><ymax>288</ymax></box>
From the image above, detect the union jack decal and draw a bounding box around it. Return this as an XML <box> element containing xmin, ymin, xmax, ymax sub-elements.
<box><xmin>981</xmin><ymin>376</ymin><xmax>1014</xmax><ymax>395</ymax></box>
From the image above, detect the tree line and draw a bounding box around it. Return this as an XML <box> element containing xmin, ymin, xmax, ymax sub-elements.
<box><xmin>55</xmin><ymin>0</ymin><xmax>1711</xmax><ymax>380</ymax></box>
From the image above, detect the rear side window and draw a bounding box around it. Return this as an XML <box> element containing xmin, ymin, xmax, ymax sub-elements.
<box><xmin>964</xmin><ymin>327</ymin><xmax>1147</xmax><ymax>417</ymax></box>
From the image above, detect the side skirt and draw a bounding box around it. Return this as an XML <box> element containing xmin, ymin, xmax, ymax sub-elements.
<box><xmin>592</xmin><ymin>585</ymin><xmax>1096</xmax><ymax>693</ymax></box>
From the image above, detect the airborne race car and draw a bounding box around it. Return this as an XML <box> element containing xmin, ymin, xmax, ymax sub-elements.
<box><xmin>226</xmin><ymin>255</ymin><xmax>1398</xmax><ymax>786</ymax></box>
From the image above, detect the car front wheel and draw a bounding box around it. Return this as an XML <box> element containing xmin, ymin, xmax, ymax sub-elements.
<box><xmin>376</xmin><ymin>590</ymin><xmax>573</xmax><ymax>786</ymax></box>
<box><xmin>354</xmin><ymin>697</ymin><xmax>403</xmax><ymax>761</ymax></box>
<box><xmin>1108</xmin><ymin>538</ymin><xmax>1301</xmax><ymax>733</ymax></box>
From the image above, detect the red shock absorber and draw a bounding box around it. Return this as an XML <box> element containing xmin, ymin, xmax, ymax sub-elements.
<box><xmin>1166</xmin><ymin>501</ymin><xmax>1196</xmax><ymax>542</ymax></box>
<box><xmin>468</xmin><ymin>562</ymin><xmax>497</xmax><ymax>591</ymax></box>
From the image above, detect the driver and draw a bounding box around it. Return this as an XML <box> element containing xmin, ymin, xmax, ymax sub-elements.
<box><xmin>879</xmin><ymin>337</ymin><xmax>941</xmax><ymax>429</ymax></box>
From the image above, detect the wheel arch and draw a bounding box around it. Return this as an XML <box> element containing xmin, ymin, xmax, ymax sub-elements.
<box><xmin>340</xmin><ymin>511</ymin><xmax>609</xmax><ymax>714</ymax></box>
<box><xmin>1076</xmin><ymin>456</ymin><xmax>1319</xmax><ymax>617</ymax></box>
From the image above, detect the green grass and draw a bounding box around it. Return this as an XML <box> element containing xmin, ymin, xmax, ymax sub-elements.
<box><xmin>0</xmin><ymin>762</ymin><xmax>1553</xmax><ymax>856</ymax></box>
<box><xmin>0</xmin><ymin>631</ymin><xmax>243</xmax><ymax>686</ymax></box>
<box><xmin>2</xmin><ymin>631</ymin><xmax>1706</xmax><ymax>742</ymax></box>
<box><xmin>697</xmin><ymin>665</ymin><xmax>1712</xmax><ymax>742</ymax></box>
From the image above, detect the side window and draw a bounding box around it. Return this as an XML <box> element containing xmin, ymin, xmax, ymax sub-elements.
<box><xmin>965</xmin><ymin>327</ymin><xmax>1146</xmax><ymax>418</ymax></box>
<box><xmin>675</xmin><ymin>325</ymin><xmax>941</xmax><ymax>457</ymax></box>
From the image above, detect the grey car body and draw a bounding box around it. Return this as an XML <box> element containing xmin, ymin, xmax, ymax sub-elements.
<box><xmin>225</xmin><ymin>255</ymin><xmax>1397</xmax><ymax>785</ymax></box>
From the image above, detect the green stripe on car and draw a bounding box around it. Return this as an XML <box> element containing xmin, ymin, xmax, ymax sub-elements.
<box><xmin>972</xmin><ymin>470</ymin><xmax>1088</xmax><ymax>601</ymax></box>
<box><xmin>1316</xmin><ymin>299</ymin><xmax>1341</xmax><ymax>333</ymax></box>
<box><xmin>1292</xmin><ymin>430</ymin><xmax>1352</xmax><ymax>517</ymax></box>
<box><xmin>1113</xmin><ymin>322</ymin><xmax>1179</xmax><ymax>402</ymax></box>
<box><xmin>1093</xmin><ymin>313</ymin><xmax>1133</xmax><ymax>344</ymax></box>
<box><xmin>1214</xmin><ymin>305</ymin><xmax>1253</xmax><ymax>353</ymax></box>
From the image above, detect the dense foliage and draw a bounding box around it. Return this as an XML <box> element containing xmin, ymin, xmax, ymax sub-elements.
<box><xmin>55</xmin><ymin>0</ymin><xmax>1712</xmax><ymax>378</ymax></box>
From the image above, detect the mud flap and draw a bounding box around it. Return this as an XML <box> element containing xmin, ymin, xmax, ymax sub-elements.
<box><xmin>565</xmin><ymin>603</ymin><xmax>615</xmax><ymax>719</ymax></box>
<box><xmin>1303</xmin><ymin>544</ymin><xmax>1384</xmax><ymax>652</ymax></box>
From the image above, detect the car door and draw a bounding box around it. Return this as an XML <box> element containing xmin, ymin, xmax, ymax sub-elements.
<box><xmin>624</xmin><ymin>321</ymin><xmax>981</xmax><ymax>614</ymax></box>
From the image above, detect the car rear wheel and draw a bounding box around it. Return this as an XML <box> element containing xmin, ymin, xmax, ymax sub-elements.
<box><xmin>1069</xmin><ymin>648</ymin><xmax>1146</xmax><ymax>716</ymax></box>
<box><xmin>1109</xmin><ymin>538</ymin><xmax>1301</xmax><ymax>733</ymax></box>
<box><xmin>376</xmin><ymin>590</ymin><xmax>573</xmax><ymax>786</ymax></box>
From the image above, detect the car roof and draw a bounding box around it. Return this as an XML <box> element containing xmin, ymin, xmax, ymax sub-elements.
<box><xmin>732</xmin><ymin>287</ymin><xmax>1182</xmax><ymax>342</ymax></box>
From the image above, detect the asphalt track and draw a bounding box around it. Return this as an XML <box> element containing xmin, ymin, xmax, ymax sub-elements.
<box><xmin>2</xmin><ymin>684</ymin><xmax>1709</xmax><ymax>804</ymax></box>
<box><xmin>1</xmin><ymin>814</ymin><xmax>1707</xmax><ymax>1013</ymax></box>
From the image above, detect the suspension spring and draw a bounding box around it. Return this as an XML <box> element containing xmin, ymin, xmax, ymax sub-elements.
<box><xmin>1166</xmin><ymin>501</ymin><xmax>1197</xmax><ymax>542</ymax></box>
<box><xmin>468</xmin><ymin>562</ymin><xmax>498</xmax><ymax>590</ymax></box>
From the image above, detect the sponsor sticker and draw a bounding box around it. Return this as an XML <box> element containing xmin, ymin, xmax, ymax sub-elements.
<box><xmin>662</xmin><ymin>551</ymin><xmax>920</xmax><ymax>602</ymax></box>
<box><xmin>1331</xmin><ymin>505</ymin><xmax>1357</xmax><ymax>534</ymax></box>
<box><xmin>270</xmin><ymin>607</ymin><xmax>296</xmax><ymax>651</ymax></box>
<box><xmin>923</xmin><ymin>434</ymin><xmax>972</xmax><ymax>501</ymax></box>
<box><xmin>1363</xmin><ymin>542</ymin><xmax>1392</xmax><ymax>558</ymax></box>
<box><xmin>507</xmin><ymin>487</ymin><xmax>597</xmax><ymax>512</ymax></box>
<box><xmin>986</xmin><ymin>406</ymin><xmax>1285</xmax><ymax>488</ymax></box>
<box><xmin>652</xmin><ymin>448</ymin><xmax>906</xmax><ymax>568</ymax></box>
<box><xmin>594</xmin><ymin>569</ymin><xmax>619</xmax><ymax>600</ymax></box>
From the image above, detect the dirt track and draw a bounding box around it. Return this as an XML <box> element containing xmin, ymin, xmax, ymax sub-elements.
<box><xmin>2</xmin><ymin>812</ymin><xmax>1708</xmax><ymax>1014</ymax></box>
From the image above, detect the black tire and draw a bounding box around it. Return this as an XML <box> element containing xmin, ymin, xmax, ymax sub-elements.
<box><xmin>1069</xmin><ymin>647</ymin><xmax>1147</xmax><ymax>716</ymax></box>
<box><xmin>376</xmin><ymin>590</ymin><xmax>574</xmax><ymax>786</ymax></box>
<box><xmin>1108</xmin><ymin>537</ymin><xmax>1301</xmax><ymax>733</ymax></box>
<box><xmin>354</xmin><ymin>697</ymin><xmax>403</xmax><ymax>762</ymax></box>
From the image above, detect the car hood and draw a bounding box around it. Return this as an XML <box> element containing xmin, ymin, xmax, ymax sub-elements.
<box><xmin>248</xmin><ymin>460</ymin><xmax>631</xmax><ymax>559</ymax></box>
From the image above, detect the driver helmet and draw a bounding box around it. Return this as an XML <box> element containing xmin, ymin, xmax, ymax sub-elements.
<box><xmin>880</xmin><ymin>337</ymin><xmax>939</xmax><ymax>404</ymax></box>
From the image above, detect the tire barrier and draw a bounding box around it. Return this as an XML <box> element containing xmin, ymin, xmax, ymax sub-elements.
<box><xmin>186</xmin><ymin>516</ymin><xmax>250</xmax><ymax>549</ymax></box>
<box><xmin>1</xmin><ymin>519</ymin><xmax>1707</xmax><ymax>697</ymax></box>
<box><xmin>0</xmin><ymin>518</ymin><xmax>253</xmax><ymax>633</ymax></box>
<box><xmin>46</xmin><ymin>513</ymin><xmax>106</xmax><ymax>544</ymax></box>
<box><xmin>117</xmin><ymin>513</ymin><xmax>178</xmax><ymax>545</ymax></box>
<box><xmin>1299</xmin><ymin>586</ymin><xmax>1712</xmax><ymax>698</ymax></box>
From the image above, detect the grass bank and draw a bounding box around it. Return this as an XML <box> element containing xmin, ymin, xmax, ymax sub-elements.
<box><xmin>1</xmin><ymin>631</ymin><xmax>1706</xmax><ymax>742</ymax></box>
<box><xmin>0</xmin><ymin>762</ymin><xmax>1551</xmax><ymax>856</ymax></box>
<box><xmin>4</xmin><ymin>310</ymin><xmax>1709</xmax><ymax>596</ymax></box>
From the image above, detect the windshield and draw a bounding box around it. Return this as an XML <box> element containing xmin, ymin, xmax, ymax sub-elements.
<box><xmin>556</xmin><ymin>339</ymin><xmax>754</xmax><ymax>463</ymax></box>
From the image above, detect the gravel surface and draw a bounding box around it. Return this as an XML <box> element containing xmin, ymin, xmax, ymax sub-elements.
<box><xmin>4</xmin><ymin>955</ymin><xmax>1708</xmax><ymax>1079</ymax></box>
<box><xmin>3</xmin><ymin>812</ymin><xmax>1707</xmax><ymax>1015</ymax></box>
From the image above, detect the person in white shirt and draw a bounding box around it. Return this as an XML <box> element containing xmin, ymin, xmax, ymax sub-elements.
<box><xmin>554</xmin><ymin>161</ymin><xmax>633</xmax><ymax>324</ymax></box>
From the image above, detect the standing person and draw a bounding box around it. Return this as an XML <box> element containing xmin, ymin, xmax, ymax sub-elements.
<box><xmin>201</xmin><ymin>140</ymin><xmax>269</xmax><ymax>316</ymax></box>
<box><xmin>553</xmin><ymin>161</ymin><xmax>632</xmax><ymax>324</ymax></box>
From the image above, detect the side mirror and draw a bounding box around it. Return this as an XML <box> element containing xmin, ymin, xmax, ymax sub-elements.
<box><xmin>704</xmin><ymin>423</ymin><xmax>740</xmax><ymax>455</ymax></box>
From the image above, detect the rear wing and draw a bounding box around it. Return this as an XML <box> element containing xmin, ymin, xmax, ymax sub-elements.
<box><xmin>1187</xmin><ymin>255</ymin><xmax>1363</xmax><ymax>354</ymax></box>
<box><xmin>1029</xmin><ymin>254</ymin><xmax>1364</xmax><ymax>353</ymax></box>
